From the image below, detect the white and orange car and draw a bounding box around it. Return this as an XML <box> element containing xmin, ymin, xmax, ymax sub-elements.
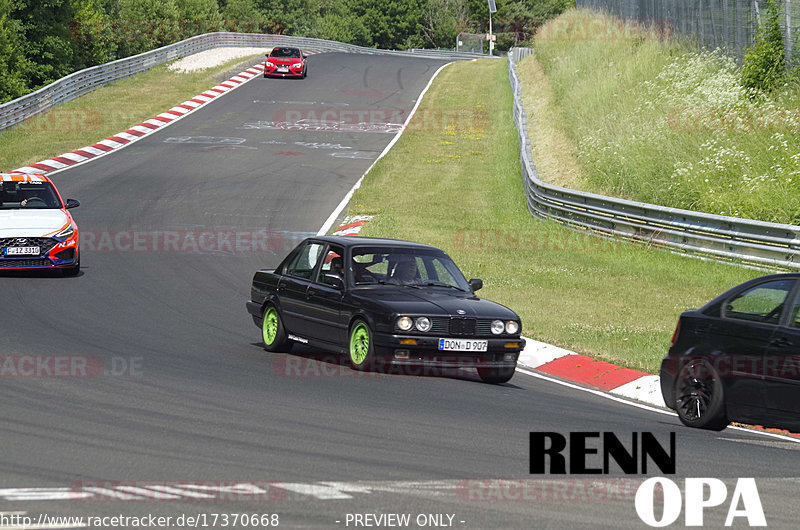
<box><xmin>263</xmin><ymin>46</ymin><xmax>307</xmax><ymax>78</ymax></box>
<box><xmin>0</xmin><ymin>173</ymin><xmax>80</xmax><ymax>275</ymax></box>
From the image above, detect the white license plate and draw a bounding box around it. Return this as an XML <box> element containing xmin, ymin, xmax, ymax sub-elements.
<box><xmin>5</xmin><ymin>246</ymin><xmax>40</xmax><ymax>256</ymax></box>
<box><xmin>277</xmin><ymin>67</ymin><xmax>289</xmax><ymax>72</ymax></box>
<box><xmin>438</xmin><ymin>338</ymin><xmax>488</xmax><ymax>352</ymax></box>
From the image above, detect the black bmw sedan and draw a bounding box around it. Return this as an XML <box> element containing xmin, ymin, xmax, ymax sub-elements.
<box><xmin>246</xmin><ymin>236</ymin><xmax>525</xmax><ymax>384</ymax></box>
<box><xmin>660</xmin><ymin>273</ymin><xmax>800</xmax><ymax>431</ymax></box>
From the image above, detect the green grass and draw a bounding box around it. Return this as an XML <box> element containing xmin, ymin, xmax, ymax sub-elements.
<box><xmin>530</xmin><ymin>9</ymin><xmax>800</xmax><ymax>225</ymax></box>
<box><xmin>345</xmin><ymin>58</ymin><xmax>760</xmax><ymax>374</ymax></box>
<box><xmin>0</xmin><ymin>53</ymin><xmax>265</xmax><ymax>172</ymax></box>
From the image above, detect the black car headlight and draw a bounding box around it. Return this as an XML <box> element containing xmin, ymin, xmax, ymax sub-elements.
<box><xmin>397</xmin><ymin>316</ymin><xmax>413</xmax><ymax>331</ymax></box>
<box><xmin>506</xmin><ymin>321</ymin><xmax>520</xmax><ymax>334</ymax></box>
<box><xmin>415</xmin><ymin>317</ymin><xmax>431</xmax><ymax>332</ymax></box>
<box><xmin>491</xmin><ymin>320</ymin><xmax>505</xmax><ymax>335</ymax></box>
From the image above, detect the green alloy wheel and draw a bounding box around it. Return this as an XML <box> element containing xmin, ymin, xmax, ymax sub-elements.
<box><xmin>262</xmin><ymin>305</ymin><xmax>288</xmax><ymax>352</ymax></box>
<box><xmin>349</xmin><ymin>320</ymin><xmax>375</xmax><ymax>371</ymax></box>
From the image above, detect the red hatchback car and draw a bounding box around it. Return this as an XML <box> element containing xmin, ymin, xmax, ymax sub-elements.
<box><xmin>263</xmin><ymin>47</ymin><xmax>307</xmax><ymax>79</ymax></box>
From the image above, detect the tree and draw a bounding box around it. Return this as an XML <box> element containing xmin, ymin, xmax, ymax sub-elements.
<box><xmin>15</xmin><ymin>0</ymin><xmax>76</xmax><ymax>88</ymax></box>
<box><xmin>117</xmin><ymin>0</ymin><xmax>181</xmax><ymax>56</ymax></box>
<box><xmin>0</xmin><ymin>0</ymin><xmax>31</xmax><ymax>102</ymax></box>
<box><xmin>421</xmin><ymin>0</ymin><xmax>469</xmax><ymax>49</ymax></box>
<box><xmin>741</xmin><ymin>0</ymin><xmax>786</xmax><ymax>92</ymax></box>
<box><xmin>175</xmin><ymin>0</ymin><xmax>223</xmax><ymax>35</ymax></box>
<box><xmin>347</xmin><ymin>0</ymin><xmax>425</xmax><ymax>49</ymax></box>
<box><xmin>304</xmin><ymin>0</ymin><xmax>371</xmax><ymax>45</ymax></box>
<box><xmin>69</xmin><ymin>0</ymin><xmax>117</xmax><ymax>69</ymax></box>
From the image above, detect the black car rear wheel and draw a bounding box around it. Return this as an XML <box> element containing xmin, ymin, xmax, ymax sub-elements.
<box><xmin>348</xmin><ymin>319</ymin><xmax>375</xmax><ymax>371</ymax></box>
<box><xmin>477</xmin><ymin>366</ymin><xmax>515</xmax><ymax>384</ymax></box>
<box><xmin>674</xmin><ymin>359</ymin><xmax>728</xmax><ymax>431</ymax></box>
<box><xmin>262</xmin><ymin>304</ymin><xmax>290</xmax><ymax>352</ymax></box>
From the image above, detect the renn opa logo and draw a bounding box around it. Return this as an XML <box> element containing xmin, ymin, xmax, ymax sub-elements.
<box><xmin>529</xmin><ymin>432</ymin><xmax>766</xmax><ymax>527</ymax></box>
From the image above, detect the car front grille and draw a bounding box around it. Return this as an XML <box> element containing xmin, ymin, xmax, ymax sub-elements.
<box><xmin>429</xmin><ymin>317</ymin><xmax>450</xmax><ymax>334</ymax></box>
<box><xmin>0</xmin><ymin>258</ymin><xmax>52</xmax><ymax>268</ymax></box>
<box><xmin>475</xmin><ymin>320</ymin><xmax>494</xmax><ymax>336</ymax></box>
<box><xmin>449</xmin><ymin>318</ymin><xmax>476</xmax><ymax>335</ymax></box>
<box><xmin>0</xmin><ymin>237</ymin><xmax>58</xmax><ymax>255</ymax></box>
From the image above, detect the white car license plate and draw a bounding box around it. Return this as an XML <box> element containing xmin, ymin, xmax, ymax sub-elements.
<box><xmin>5</xmin><ymin>246</ymin><xmax>40</xmax><ymax>256</ymax></box>
<box><xmin>277</xmin><ymin>67</ymin><xmax>289</xmax><ymax>72</ymax></box>
<box><xmin>438</xmin><ymin>338</ymin><xmax>488</xmax><ymax>352</ymax></box>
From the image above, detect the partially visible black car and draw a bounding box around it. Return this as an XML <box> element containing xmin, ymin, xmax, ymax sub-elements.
<box><xmin>660</xmin><ymin>273</ymin><xmax>800</xmax><ymax>431</ymax></box>
<box><xmin>246</xmin><ymin>236</ymin><xmax>525</xmax><ymax>384</ymax></box>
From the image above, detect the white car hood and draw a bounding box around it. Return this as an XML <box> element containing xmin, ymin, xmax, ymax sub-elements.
<box><xmin>0</xmin><ymin>209</ymin><xmax>69</xmax><ymax>238</ymax></box>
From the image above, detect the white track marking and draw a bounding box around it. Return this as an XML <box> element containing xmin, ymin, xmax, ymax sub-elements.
<box><xmin>317</xmin><ymin>61</ymin><xmax>455</xmax><ymax>236</ymax></box>
<box><xmin>38</xmin><ymin>65</ymin><xmax>263</xmax><ymax>177</ymax></box>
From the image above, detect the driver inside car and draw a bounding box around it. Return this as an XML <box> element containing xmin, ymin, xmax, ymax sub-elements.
<box><xmin>392</xmin><ymin>258</ymin><xmax>419</xmax><ymax>283</ymax></box>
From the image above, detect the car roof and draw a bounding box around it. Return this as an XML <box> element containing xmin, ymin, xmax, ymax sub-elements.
<box><xmin>311</xmin><ymin>235</ymin><xmax>442</xmax><ymax>251</ymax></box>
<box><xmin>0</xmin><ymin>173</ymin><xmax>51</xmax><ymax>183</ymax></box>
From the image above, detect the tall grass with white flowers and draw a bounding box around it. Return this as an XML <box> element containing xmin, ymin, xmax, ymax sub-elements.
<box><xmin>532</xmin><ymin>9</ymin><xmax>800</xmax><ymax>224</ymax></box>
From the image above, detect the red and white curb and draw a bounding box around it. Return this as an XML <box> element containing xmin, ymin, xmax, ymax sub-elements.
<box><xmin>516</xmin><ymin>341</ymin><xmax>665</xmax><ymax>407</ymax></box>
<box><xmin>12</xmin><ymin>64</ymin><xmax>267</xmax><ymax>175</ymax></box>
<box><xmin>332</xmin><ymin>215</ymin><xmax>375</xmax><ymax>236</ymax></box>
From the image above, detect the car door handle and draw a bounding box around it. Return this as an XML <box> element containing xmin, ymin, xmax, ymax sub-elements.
<box><xmin>769</xmin><ymin>337</ymin><xmax>793</xmax><ymax>348</ymax></box>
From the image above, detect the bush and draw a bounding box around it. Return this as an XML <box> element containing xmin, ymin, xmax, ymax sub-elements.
<box><xmin>741</xmin><ymin>0</ymin><xmax>786</xmax><ymax>92</ymax></box>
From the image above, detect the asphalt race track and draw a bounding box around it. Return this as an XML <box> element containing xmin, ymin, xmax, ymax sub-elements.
<box><xmin>1</xmin><ymin>52</ymin><xmax>799</xmax><ymax>529</ymax></box>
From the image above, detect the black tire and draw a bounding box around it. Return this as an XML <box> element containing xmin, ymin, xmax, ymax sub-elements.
<box><xmin>674</xmin><ymin>359</ymin><xmax>728</xmax><ymax>431</ymax></box>
<box><xmin>348</xmin><ymin>319</ymin><xmax>375</xmax><ymax>371</ymax></box>
<box><xmin>302</xmin><ymin>68</ymin><xmax>307</xmax><ymax>79</ymax></box>
<box><xmin>261</xmin><ymin>304</ymin><xmax>290</xmax><ymax>352</ymax></box>
<box><xmin>477</xmin><ymin>366</ymin><xmax>515</xmax><ymax>384</ymax></box>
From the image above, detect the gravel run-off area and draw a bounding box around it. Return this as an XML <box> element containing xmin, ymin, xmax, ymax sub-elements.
<box><xmin>168</xmin><ymin>47</ymin><xmax>268</xmax><ymax>73</ymax></box>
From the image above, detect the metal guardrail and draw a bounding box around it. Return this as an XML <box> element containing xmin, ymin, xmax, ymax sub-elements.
<box><xmin>507</xmin><ymin>47</ymin><xmax>800</xmax><ymax>270</ymax></box>
<box><xmin>0</xmin><ymin>32</ymin><xmax>488</xmax><ymax>133</ymax></box>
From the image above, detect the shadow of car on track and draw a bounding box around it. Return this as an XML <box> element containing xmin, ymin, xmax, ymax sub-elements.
<box><xmin>0</xmin><ymin>268</ymin><xmax>83</xmax><ymax>279</ymax></box>
<box><xmin>251</xmin><ymin>342</ymin><xmax>523</xmax><ymax>387</ymax></box>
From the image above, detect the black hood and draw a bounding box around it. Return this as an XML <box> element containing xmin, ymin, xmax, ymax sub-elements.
<box><xmin>353</xmin><ymin>286</ymin><xmax>519</xmax><ymax>319</ymax></box>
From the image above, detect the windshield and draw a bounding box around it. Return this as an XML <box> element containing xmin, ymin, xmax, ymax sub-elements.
<box><xmin>352</xmin><ymin>246</ymin><xmax>470</xmax><ymax>291</ymax></box>
<box><xmin>269</xmin><ymin>47</ymin><xmax>301</xmax><ymax>58</ymax></box>
<box><xmin>0</xmin><ymin>181</ymin><xmax>62</xmax><ymax>209</ymax></box>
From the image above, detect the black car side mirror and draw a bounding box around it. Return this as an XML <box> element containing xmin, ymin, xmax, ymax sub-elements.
<box><xmin>323</xmin><ymin>274</ymin><xmax>344</xmax><ymax>290</ymax></box>
<box><xmin>65</xmin><ymin>199</ymin><xmax>80</xmax><ymax>209</ymax></box>
<box><xmin>469</xmin><ymin>278</ymin><xmax>483</xmax><ymax>292</ymax></box>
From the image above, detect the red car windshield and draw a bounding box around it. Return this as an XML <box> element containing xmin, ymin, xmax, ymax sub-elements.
<box><xmin>270</xmin><ymin>48</ymin><xmax>301</xmax><ymax>59</ymax></box>
<box><xmin>0</xmin><ymin>181</ymin><xmax>62</xmax><ymax>209</ymax></box>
